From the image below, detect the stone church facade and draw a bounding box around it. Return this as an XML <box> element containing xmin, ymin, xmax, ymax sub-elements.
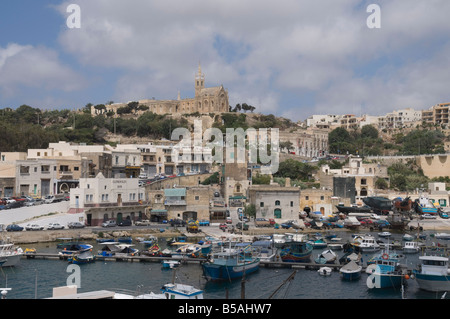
<box><xmin>93</xmin><ymin>65</ymin><xmax>229</xmax><ymax>117</ymax></box>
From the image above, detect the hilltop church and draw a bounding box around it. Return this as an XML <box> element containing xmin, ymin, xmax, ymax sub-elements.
<box><xmin>93</xmin><ymin>65</ymin><xmax>229</xmax><ymax>117</ymax></box>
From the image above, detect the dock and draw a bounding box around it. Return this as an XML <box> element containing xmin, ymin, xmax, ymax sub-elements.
<box><xmin>22</xmin><ymin>252</ymin><xmax>365</xmax><ymax>271</ymax></box>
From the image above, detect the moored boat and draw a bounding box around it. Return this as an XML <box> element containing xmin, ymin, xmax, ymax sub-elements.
<box><xmin>68</xmin><ymin>249</ymin><xmax>96</xmax><ymax>264</ymax></box>
<box><xmin>0</xmin><ymin>243</ymin><xmax>23</xmax><ymax>267</ymax></box>
<box><xmin>202</xmin><ymin>244</ymin><xmax>260</xmax><ymax>281</ymax></box>
<box><xmin>353</xmin><ymin>235</ymin><xmax>380</xmax><ymax>252</ymax></box>
<box><xmin>318</xmin><ymin>267</ymin><xmax>332</xmax><ymax>276</ymax></box>
<box><xmin>315</xmin><ymin>249</ymin><xmax>337</xmax><ymax>264</ymax></box>
<box><xmin>413</xmin><ymin>254</ymin><xmax>450</xmax><ymax>292</ymax></box>
<box><xmin>340</xmin><ymin>260</ymin><xmax>362</xmax><ymax>281</ymax></box>
<box><xmin>366</xmin><ymin>249</ymin><xmax>408</xmax><ymax>289</ymax></box>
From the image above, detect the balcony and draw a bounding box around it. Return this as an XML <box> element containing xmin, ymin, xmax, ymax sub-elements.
<box><xmin>164</xmin><ymin>199</ymin><xmax>186</xmax><ymax>206</ymax></box>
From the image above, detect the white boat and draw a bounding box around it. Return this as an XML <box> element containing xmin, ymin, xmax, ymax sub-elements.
<box><xmin>403</xmin><ymin>241</ymin><xmax>420</xmax><ymax>254</ymax></box>
<box><xmin>273</xmin><ymin>234</ymin><xmax>286</xmax><ymax>248</ymax></box>
<box><xmin>378</xmin><ymin>232</ymin><xmax>392</xmax><ymax>238</ymax></box>
<box><xmin>340</xmin><ymin>260</ymin><xmax>362</xmax><ymax>281</ymax></box>
<box><xmin>315</xmin><ymin>249</ymin><xmax>337</xmax><ymax>264</ymax></box>
<box><xmin>402</xmin><ymin>234</ymin><xmax>414</xmax><ymax>241</ymax></box>
<box><xmin>0</xmin><ymin>243</ymin><xmax>23</xmax><ymax>267</ymax></box>
<box><xmin>318</xmin><ymin>267</ymin><xmax>332</xmax><ymax>276</ymax></box>
<box><xmin>413</xmin><ymin>255</ymin><xmax>450</xmax><ymax>292</ymax></box>
<box><xmin>435</xmin><ymin>233</ymin><xmax>450</xmax><ymax>240</ymax></box>
<box><xmin>98</xmin><ymin>243</ymin><xmax>139</xmax><ymax>257</ymax></box>
<box><xmin>251</xmin><ymin>240</ymin><xmax>277</xmax><ymax>262</ymax></box>
<box><xmin>354</xmin><ymin>235</ymin><xmax>380</xmax><ymax>252</ymax></box>
<box><xmin>162</xmin><ymin>260</ymin><xmax>181</xmax><ymax>269</ymax></box>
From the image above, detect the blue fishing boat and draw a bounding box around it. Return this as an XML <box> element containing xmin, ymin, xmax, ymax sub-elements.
<box><xmin>68</xmin><ymin>249</ymin><xmax>96</xmax><ymax>264</ymax></box>
<box><xmin>340</xmin><ymin>261</ymin><xmax>362</xmax><ymax>281</ymax></box>
<box><xmin>202</xmin><ymin>244</ymin><xmax>260</xmax><ymax>281</ymax></box>
<box><xmin>57</xmin><ymin>242</ymin><xmax>93</xmax><ymax>256</ymax></box>
<box><xmin>366</xmin><ymin>249</ymin><xmax>407</xmax><ymax>289</ymax></box>
<box><xmin>413</xmin><ymin>254</ymin><xmax>450</xmax><ymax>292</ymax></box>
<box><xmin>280</xmin><ymin>239</ymin><xmax>313</xmax><ymax>263</ymax></box>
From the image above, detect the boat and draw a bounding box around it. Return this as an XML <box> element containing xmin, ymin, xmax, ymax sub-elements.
<box><xmin>343</xmin><ymin>217</ymin><xmax>361</xmax><ymax>229</ymax></box>
<box><xmin>202</xmin><ymin>244</ymin><xmax>260</xmax><ymax>281</ymax></box>
<box><xmin>315</xmin><ymin>249</ymin><xmax>337</xmax><ymax>264</ymax></box>
<box><xmin>414</xmin><ymin>195</ymin><xmax>439</xmax><ymax>215</ymax></box>
<box><xmin>318</xmin><ymin>267</ymin><xmax>332</xmax><ymax>276</ymax></box>
<box><xmin>362</xmin><ymin>196</ymin><xmax>392</xmax><ymax>213</ymax></box>
<box><xmin>335</xmin><ymin>205</ymin><xmax>371</xmax><ymax>214</ymax></box>
<box><xmin>393</xmin><ymin>197</ymin><xmax>413</xmax><ymax>212</ymax></box>
<box><xmin>68</xmin><ymin>249</ymin><xmax>96</xmax><ymax>264</ymax></box>
<box><xmin>273</xmin><ymin>234</ymin><xmax>286</xmax><ymax>248</ymax></box>
<box><xmin>366</xmin><ymin>249</ymin><xmax>408</xmax><ymax>289</ymax></box>
<box><xmin>378</xmin><ymin>232</ymin><xmax>392</xmax><ymax>238</ymax></box>
<box><xmin>57</xmin><ymin>242</ymin><xmax>93</xmax><ymax>256</ymax></box>
<box><xmin>413</xmin><ymin>254</ymin><xmax>450</xmax><ymax>292</ymax></box>
<box><xmin>353</xmin><ymin>235</ymin><xmax>380</xmax><ymax>252</ymax></box>
<box><xmin>140</xmin><ymin>243</ymin><xmax>161</xmax><ymax>256</ymax></box>
<box><xmin>308</xmin><ymin>238</ymin><xmax>328</xmax><ymax>249</ymax></box>
<box><xmin>162</xmin><ymin>260</ymin><xmax>181</xmax><ymax>269</ymax></box>
<box><xmin>435</xmin><ymin>233</ymin><xmax>450</xmax><ymax>240</ymax></box>
<box><xmin>340</xmin><ymin>260</ymin><xmax>362</xmax><ymax>281</ymax></box>
<box><xmin>118</xmin><ymin>236</ymin><xmax>133</xmax><ymax>244</ymax></box>
<box><xmin>0</xmin><ymin>243</ymin><xmax>23</xmax><ymax>267</ymax></box>
<box><xmin>327</xmin><ymin>242</ymin><xmax>344</xmax><ymax>250</ymax></box>
<box><xmin>280</xmin><ymin>238</ymin><xmax>313</xmax><ymax>263</ymax></box>
<box><xmin>403</xmin><ymin>241</ymin><xmax>420</xmax><ymax>254</ymax></box>
<box><xmin>402</xmin><ymin>234</ymin><xmax>414</xmax><ymax>241</ymax></box>
<box><xmin>251</xmin><ymin>240</ymin><xmax>277</xmax><ymax>262</ymax></box>
<box><xmin>114</xmin><ymin>244</ymin><xmax>139</xmax><ymax>257</ymax></box>
<box><xmin>174</xmin><ymin>244</ymin><xmax>202</xmax><ymax>258</ymax></box>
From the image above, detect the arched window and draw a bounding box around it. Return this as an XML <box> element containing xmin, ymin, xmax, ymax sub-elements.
<box><xmin>275</xmin><ymin>200</ymin><xmax>280</xmax><ymax>206</ymax></box>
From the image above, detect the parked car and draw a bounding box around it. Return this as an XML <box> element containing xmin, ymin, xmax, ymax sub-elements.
<box><xmin>281</xmin><ymin>220</ymin><xmax>303</xmax><ymax>230</ymax></box>
<box><xmin>421</xmin><ymin>214</ymin><xmax>437</xmax><ymax>219</ymax></box>
<box><xmin>226</xmin><ymin>217</ymin><xmax>232</xmax><ymax>224</ymax></box>
<box><xmin>68</xmin><ymin>222</ymin><xmax>85</xmax><ymax>229</ymax></box>
<box><xmin>118</xmin><ymin>219</ymin><xmax>132</xmax><ymax>227</ymax></box>
<box><xmin>25</xmin><ymin>224</ymin><xmax>44</xmax><ymax>231</ymax></box>
<box><xmin>6</xmin><ymin>224</ymin><xmax>24</xmax><ymax>232</ymax></box>
<box><xmin>170</xmin><ymin>219</ymin><xmax>186</xmax><ymax>227</ymax></box>
<box><xmin>135</xmin><ymin>220</ymin><xmax>151</xmax><ymax>226</ymax></box>
<box><xmin>47</xmin><ymin>222</ymin><xmax>65</xmax><ymax>230</ymax></box>
<box><xmin>6</xmin><ymin>201</ymin><xmax>23</xmax><ymax>209</ymax></box>
<box><xmin>219</xmin><ymin>223</ymin><xmax>228</xmax><ymax>230</ymax></box>
<box><xmin>235</xmin><ymin>222</ymin><xmax>249</xmax><ymax>231</ymax></box>
<box><xmin>102</xmin><ymin>220</ymin><xmax>117</xmax><ymax>227</ymax></box>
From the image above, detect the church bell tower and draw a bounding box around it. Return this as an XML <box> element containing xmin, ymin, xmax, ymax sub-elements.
<box><xmin>195</xmin><ymin>63</ymin><xmax>205</xmax><ymax>97</ymax></box>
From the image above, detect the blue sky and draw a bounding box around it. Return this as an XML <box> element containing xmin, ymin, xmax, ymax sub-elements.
<box><xmin>1</xmin><ymin>1</ymin><xmax>450</xmax><ymax>121</ymax></box>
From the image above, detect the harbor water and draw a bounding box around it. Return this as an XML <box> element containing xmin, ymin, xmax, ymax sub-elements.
<box><xmin>1</xmin><ymin>230</ymin><xmax>449</xmax><ymax>300</ymax></box>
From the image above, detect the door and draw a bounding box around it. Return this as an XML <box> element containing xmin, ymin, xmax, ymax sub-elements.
<box><xmin>274</xmin><ymin>208</ymin><xmax>282</xmax><ymax>219</ymax></box>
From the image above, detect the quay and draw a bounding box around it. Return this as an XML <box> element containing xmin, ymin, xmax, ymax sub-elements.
<box><xmin>22</xmin><ymin>252</ymin><xmax>382</xmax><ymax>272</ymax></box>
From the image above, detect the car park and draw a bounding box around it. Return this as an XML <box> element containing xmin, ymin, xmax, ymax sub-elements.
<box><xmin>6</xmin><ymin>224</ymin><xmax>24</xmax><ymax>232</ymax></box>
<box><xmin>102</xmin><ymin>220</ymin><xmax>117</xmax><ymax>227</ymax></box>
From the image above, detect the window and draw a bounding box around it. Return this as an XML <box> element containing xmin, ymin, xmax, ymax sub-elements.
<box><xmin>305</xmin><ymin>196</ymin><xmax>309</xmax><ymax>200</ymax></box>
<box><xmin>290</xmin><ymin>201</ymin><xmax>293</xmax><ymax>207</ymax></box>
<box><xmin>260</xmin><ymin>202</ymin><xmax>264</xmax><ymax>207</ymax></box>
<box><xmin>320</xmin><ymin>196</ymin><xmax>324</xmax><ymax>200</ymax></box>
<box><xmin>195</xmin><ymin>196</ymin><xmax>199</xmax><ymax>200</ymax></box>
<box><xmin>275</xmin><ymin>200</ymin><xmax>280</xmax><ymax>206</ymax></box>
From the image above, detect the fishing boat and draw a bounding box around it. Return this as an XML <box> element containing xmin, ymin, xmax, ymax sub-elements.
<box><xmin>403</xmin><ymin>241</ymin><xmax>421</xmax><ymax>254</ymax></box>
<box><xmin>280</xmin><ymin>236</ymin><xmax>313</xmax><ymax>263</ymax></box>
<box><xmin>340</xmin><ymin>260</ymin><xmax>362</xmax><ymax>281</ymax></box>
<box><xmin>362</xmin><ymin>196</ymin><xmax>392</xmax><ymax>213</ymax></box>
<box><xmin>308</xmin><ymin>238</ymin><xmax>328</xmax><ymax>249</ymax></box>
<box><xmin>202</xmin><ymin>244</ymin><xmax>260</xmax><ymax>281</ymax></box>
<box><xmin>353</xmin><ymin>235</ymin><xmax>380</xmax><ymax>252</ymax></box>
<box><xmin>413</xmin><ymin>254</ymin><xmax>450</xmax><ymax>292</ymax></box>
<box><xmin>140</xmin><ymin>243</ymin><xmax>161</xmax><ymax>257</ymax></box>
<box><xmin>366</xmin><ymin>249</ymin><xmax>408</xmax><ymax>289</ymax></box>
<box><xmin>174</xmin><ymin>244</ymin><xmax>202</xmax><ymax>258</ymax></box>
<box><xmin>414</xmin><ymin>195</ymin><xmax>439</xmax><ymax>215</ymax></box>
<box><xmin>114</xmin><ymin>244</ymin><xmax>139</xmax><ymax>257</ymax></box>
<box><xmin>315</xmin><ymin>249</ymin><xmax>337</xmax><ymax>264</ymax></box>
<box><xmin>402</xmin><ymin>234</ymin><xmax>414</xmax><ymax>241</ymax></box>
<box><xmin>0</xmin><ymin>243</ymin><xmax>23</xmax><ymax>267</ymax></box>
<box><xmin>57</xmin><ymin>242</ymin><xmax>93</xmax><ymax>256</ymax></box>
<box><xmin>68</xmin><ymin>249</ymin><xmax>96</xmax><ymax>264</ymax></box>
<box><xmin>335</xmin><ymin>205</ymin><xmax>371</xmax><ymax>214</ymax></box>
<box><xmin>251</xmin><ymin>240</ymin><xmax>277</xmax><ymax>262</ymax></box>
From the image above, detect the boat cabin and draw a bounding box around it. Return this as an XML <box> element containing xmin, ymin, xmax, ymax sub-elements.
<box><xmin>419</xmin><ymin>256</ymin><xmax>449</xmax><ymax>276</ymax></box>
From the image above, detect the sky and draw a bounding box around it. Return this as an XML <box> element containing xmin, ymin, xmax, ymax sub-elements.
<box><xmin>1</xmin><ymin>0</ymin><xmax>450</xmax><ymax>121</ymax></box>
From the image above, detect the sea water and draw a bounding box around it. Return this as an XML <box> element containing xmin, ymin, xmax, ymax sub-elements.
<box><xmin>0</xmin><ymin>231</ymin><xmax>448</xmax><ymax>300</ymax></box>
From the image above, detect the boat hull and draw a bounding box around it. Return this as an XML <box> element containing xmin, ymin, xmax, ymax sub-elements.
<box><xmin>1</xmin><ymin>254</ymin><xmax>21</xmax><ymax>267</ymax></box>
<box><xmin>280</xmin><ymin>242</ymin><xmax>313</xmax><ymax>263</ymax></box>
<box><xmin>367</xmin><ymin>272</ymin><xmax>404</xmax><ymax>289</ymax></box>
<box><xmin>414</xmin><ymin>272</ymin><xmax>450</xmax><ymax>292</ymax></box>
<box><xmin>202</xmin><ymin>259</ymin><xmax>260</xmax><ymax>281</ymax></box>
<box><xmin>340</xmin><ymin>270</ymin><xmax>361</xmax><ymax>281</ymax></box>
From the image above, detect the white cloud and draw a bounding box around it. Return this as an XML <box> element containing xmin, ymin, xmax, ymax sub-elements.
<box><xmin>52</xmin><ymin>0</ymin><xmax>450</xmax><ymax>120</ymax></box>
<box><xmin>0</xmin><ymin>43</ymin><xmax>85</xmax><ymax>100</ymax></box>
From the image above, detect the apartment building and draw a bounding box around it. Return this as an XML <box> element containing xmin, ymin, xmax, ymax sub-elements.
<box><xmin>422</xmin><ymin>103</ymin><xmax>450</xmax><ymax>127</ymax></box>
<box><xmin>378</xmin><ymin>108</ymin><xmax>422</xmax><ymax>129</ymax></box>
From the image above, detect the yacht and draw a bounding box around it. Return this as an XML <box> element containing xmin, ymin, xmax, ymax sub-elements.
<box><xmin>0</xmin><ymin>242</ymin><xmax>23</xmax><ymax>267</ymax></box>
<box><xmin>353</xmin><ymin>235</ymin><xmax>380</xmax><ymax>252</ymax></box>
<box><xmin>413</xmin><ymin>255</ymin><xmax>450</xmax><ymax>292</ymax></box>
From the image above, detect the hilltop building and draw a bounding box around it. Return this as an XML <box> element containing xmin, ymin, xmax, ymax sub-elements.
<box><xmin>92</xmin><ymin>64</ymin><xmax>229</xmax><ymax>117</ymax></box>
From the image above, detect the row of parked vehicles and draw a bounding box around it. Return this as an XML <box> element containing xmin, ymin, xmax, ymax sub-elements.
<box><xmin>0</xmin><ymin>194</ymin><xmax>69</xmax><ymax>210</ymax></box>
<box><xmin>5</xmin><ymin>221</ymin><xmax>85</xmax><ymax>232</ymax></box>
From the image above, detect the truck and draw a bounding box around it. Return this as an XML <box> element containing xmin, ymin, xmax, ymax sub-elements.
<box><xmin>43</xmin><ymin>193</ymin><xmax>66</xmax><ymax>204</ymax></box>
<box><xmin>255</xmin><ymin>218</ymin><xmax>271</xmax><ymax>227</ymax></box>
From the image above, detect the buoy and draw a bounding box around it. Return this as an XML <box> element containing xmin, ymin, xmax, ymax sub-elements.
<box><xmin>404</xmin><ymin>274</ymin><xmax>410</xmax><ymax>280</ymax></box>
